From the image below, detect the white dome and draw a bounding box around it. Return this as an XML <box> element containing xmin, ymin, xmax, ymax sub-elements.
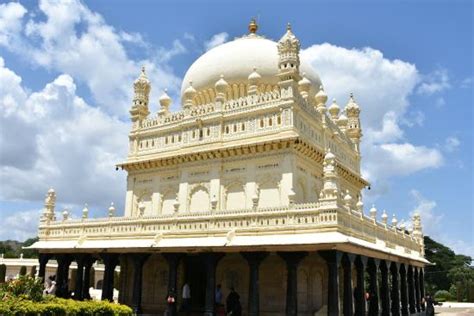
<box><xmin>181</xmin><ymin>34</ymin><xmax>322</xmax><ymax>101</ymax></box>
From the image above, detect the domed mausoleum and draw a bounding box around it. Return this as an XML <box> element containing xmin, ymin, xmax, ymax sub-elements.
<box><xmin>31</xmin><ymin>21</ymin><xmax>428</xmax><ymax>316</ymax></box>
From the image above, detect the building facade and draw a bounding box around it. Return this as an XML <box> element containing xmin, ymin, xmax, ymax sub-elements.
<box><xmin>30</xmin><ymin>21</ymin><xmax>428</xmax><ymax>316</ymax></box>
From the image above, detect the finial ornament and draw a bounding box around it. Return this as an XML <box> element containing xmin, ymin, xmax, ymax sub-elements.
<box><xmin>248</xmin><ymin>18</ymin><xmax>258</xmax><ymax>34</ymax></box>
<box><xmin>82</xmin><ymin>203</ymin><xmax>89</xmax><ymax>219</ymax></box>
<box><xmin>108</xmin><ymin>202</ymin><xmax>116</xmax><ymax>217</ymax></box>
<box><xmin>287</xmin><ymin>22</ymin><xmax>292</xmax><ymax>31</ymax></box>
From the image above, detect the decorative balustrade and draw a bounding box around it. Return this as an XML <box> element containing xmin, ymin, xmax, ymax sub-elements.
<box><xmin>38</xmin><ymin>203</ymin><xmax>421</xmax><ymax>254</ymax></box>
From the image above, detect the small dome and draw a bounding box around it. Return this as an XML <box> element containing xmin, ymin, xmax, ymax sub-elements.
<box><xmin>298</xmin><ymin>73</ymin><xmax>311</xmax><ymax>91</ymax></box>
<box><xmin>324</xmin><ymin>149</ymin><xmax>335</xmax><ymax>160</ymax></box>
<box><xmin>329</xmin><ymin>99</ymin><xmax>340</xmax><ymax>118</ymax></box>
<box><xmin>159</xmin><ymin>89</ymin><xmax>172</xmax><ymax>107</ymax></box>
<box><xmin>181</xmin><ymin>34</ymin><xmax>322</xmax><ymax>102</ymax></box>
<box><xmin>337</xmin><ymin>113</ymin><xmax>348</xmax><ymax>125</ymax></box>
<box><xmin>315</xmin><ymin>85</ymin><xmax>328</xmax><ymax>105</ymax></box>
<box><xmin>248</xmin><ymin>67</ymin><xmax>262</xmax><ymax>83</ymax></box>
<box><xmin>183</xmin><ymin>82</ymin><xmax>197</xmax><ymax>100</ymax></box>
<box><xmin>215</xmin><ymin>74</ymin><xmax>230</xmax><ymax>93</ymax></box>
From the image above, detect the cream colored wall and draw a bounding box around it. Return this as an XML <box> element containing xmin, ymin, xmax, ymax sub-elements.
<box><xmin>124</xmin><ymin>150</ymin><xmax>302</xmax><ymax>217</ymax></box>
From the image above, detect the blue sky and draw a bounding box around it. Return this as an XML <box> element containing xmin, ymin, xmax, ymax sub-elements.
<box><xmin>0</xmin><ymin>0</ymin><xmax>472</xmax><ymax>257</ymax></box>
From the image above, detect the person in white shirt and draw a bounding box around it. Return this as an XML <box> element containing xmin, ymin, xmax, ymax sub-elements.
<box><xmin>181</xmin><ymin>282</ymin><xmax>191</xmax><ymax>314</ymax></box>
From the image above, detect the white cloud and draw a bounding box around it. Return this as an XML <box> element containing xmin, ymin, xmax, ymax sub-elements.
<box><xmin>417</xmin><ymin>68</ymin><xmax>451</xmax><ymax>95</ymax></box>
<box><xmin>301</xmin><ymin>44</ymin><xmax>443</xmax><ymax>190</ymax></box>
<box><xmin>444</xmin><ymin>136</ymin><xmax>461</xmax><ymax>152</ymax></box>
<box><xmin>0</xmin><ymin>209</ymin><xmax>41</xmax><ymax>241</ymax></box>
<box><xmin>204</xmin><ymin>32</ymin><xmax>229</xmax><ymax>51</ymax></box>
<box><xmin>0</xmin><ymin>58</ymin><xmax>128</xmax><ymax>210</ymax></box>
<box><xmin>409</xmin><ymin>190</ymin><xmax>443</xmax><ymax>238</ymax></box>
<box><xmin>0</xmin><ymin>0</ymin><xmax>183</xmax><ymax>116</ymax></box>
<box><xmin>0</xmin><ymin>2</ymin><xmax>27</xmax><ymax>47</ymax></box>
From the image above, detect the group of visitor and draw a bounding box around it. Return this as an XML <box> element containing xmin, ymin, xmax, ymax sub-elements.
<box><xmin>166</xmin><ymin>282</ymin><xmax>242</xmax><ymax>315</ymax></box>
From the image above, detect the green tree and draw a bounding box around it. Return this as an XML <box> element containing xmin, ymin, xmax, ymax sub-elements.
<box><xmin>448</xmin><ymin>265</ymin><xmax>474</xmax><ymax>301</ymax></box>
<box><xmin>21</xmin><ymin>237</ymin><xmax>39</xmax><ymax>259</ymax></box>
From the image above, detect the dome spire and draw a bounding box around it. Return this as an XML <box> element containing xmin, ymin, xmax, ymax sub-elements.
<box><xmin>248</xmin><ymin>18</ymin><xmax>258</xmax><ymax>34</ymax></box>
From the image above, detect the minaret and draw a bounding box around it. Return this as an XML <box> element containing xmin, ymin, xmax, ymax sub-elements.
<box><xmin>130</xmin><ymin>67</ymin><xmax>151</xmax><ymax>129</ymax></box>
<box><xmin>40</xmin><ymin>188</ymin><xmax>56</xmax><ymax>223</ymax></box>
<box><xmin>412</xmin><ymin>212</ymin><xmax>425</xmax><ymax>255</ymax></box>
<box><xmin>345</xmin><ymin>93</ymin><xmax>362</xmax><ymax>152</ymax></box>
<box><xmin>277</xmin><ymin>23</ymin><xmax>301</xmax><ymax>98</ymax></box>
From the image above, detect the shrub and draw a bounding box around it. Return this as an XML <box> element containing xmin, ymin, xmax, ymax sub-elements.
<box><xmin>434</xmin><ymin>289</ymin><xmax>453</xmax><ymax>302</ymax></box>
<box><xmin>0</xmin><ymin>297</ymin><xmax>132</xmax><ymax>315</ymax></box>
<box><xmin>0</xmin><ymin>275</ymin><xmax>44</xmax><ymax>302</ymax></box>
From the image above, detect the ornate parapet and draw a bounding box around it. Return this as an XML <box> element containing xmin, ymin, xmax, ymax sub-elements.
<box><xmin>38</xmin><ymin>203</ymin><xmax>422</xmax><ymax>258</ymax></box>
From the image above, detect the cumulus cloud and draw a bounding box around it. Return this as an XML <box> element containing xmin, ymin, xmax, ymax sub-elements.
<box><xmin>0</xmin><ymin>58</ymin><xmax>128</xmax><ymax>210</ymax></box>
<box><xmin>0</xmin><ymin>0</ymin><xmax>183</xmax><ymax>115</ymax></box>
<box><xmin>301</xmin><ymin>43</ymin><xmax>443</xmax><ymax>192</ymax></box>
<box><xmin>204</xmin><ymin>32</ymin><xmax>229</xmax><ymax>51</ymax></box>
<box><xmin>409</xmin><ymin>190</ymin><xmax>443</xmax><ymax>237</ymax></box>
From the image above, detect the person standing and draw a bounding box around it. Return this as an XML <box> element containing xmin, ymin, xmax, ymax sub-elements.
<box><xmin>215</xmin><ymin>284</ymin><xmax>225</xmax><ymax>315</ymax></box>
<box><xmin>425</xmin><ymin>294</ymin><xmax>435</xmax><ymax>316</ymax></box>
<box><xmin>165</xmin><ymin>288</ymin><xmax>177</xmax><ymax>316</ymax></box>
<box><xmin>181</xmin><ymin>282</ymin><xmax>191</xmax><ymax>315</ymax></box>
<box><xmin>226</xmin><ymin>287</ymin><xmax>241</xmax><ymax>316</ymax></box>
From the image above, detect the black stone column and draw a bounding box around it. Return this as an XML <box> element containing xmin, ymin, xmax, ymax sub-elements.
<box><xmin>163</xmin><ymin>253</ymin><xmax>184</xmax><ymax>316</ymax></box>
<box><xmin>354</xmin><ymin>256</ymin><xmax>367</xmax><ymax>316</ymax></box>
<box><xmin>379</xmin><ymin>260</ymin><xmax>390</xmax><ymax>316</ymax></box>
<box><xmin>278</xmin><ymin>252</ymin><xmax>308</xmax><ymax>316</ymax></box>
<box><xmin>407</xmin><ymin>265</ymin><xmax>416</xmax><ymax>314</ymax></box>
<box><xmin>242</xmin><ymin>252</ymin><xmax>268</xmax><ymax>316</ymax></box>
<box><xmin>101</xmin><ymin>253</ymin><xmax>119</xmax><ymax>302</ymax></box>
<box><xmin>414</xmin><ymin>267</ymin><xmax>421</xmax><ymax>313</ymax></box>
<box><xmin>399</xmin><ymin>264</ymin><xmax>409</xmax><ymax>316</ymax></box>
<box><xmin>203</xmin><ymin>253</ymin><xmax>224</xmax><ymax>316</ymax></box>
<box><xmin>131</xmin><ymin>253</ymin><xmax>150</xmax><ymax>314</ymax></box>
<box><xmin>341</xmin><ymin>254</ymin><xmax>354</xmax><ymax>316</ymax></box>
<box><xmin>367</xmin><ymin>258</ymin><xmax>379</xmax><ymax>316</ymax></box>
<box><xmin>55</xmin><ymin>254</ymin><xmax>72</xmax><ymax>298</ymax></box>
<box><xmin>320</xmin><ymin>250</ymin><xmax>342</xmax><ymax>316</ymax></box>
<box><xmin>420</xmin><ymin>268</ymin><xmax>426</xmax><ymax>312</ymax></box>
<box><xmin>38</xmin><ymin>253</ymin><xmax>52</xmax><ymax>282</ymax></box>
<box><xmin>74</xmin><ymin>254</ymin><xmax>85</xmax><ymax>300</ymax></box>
<box><xmin>82</xmin><ymin>255</ymin><xmax>95</xmax><ymax>300</ymax></box>
<box><xmin>390</xmin><ymin>262</ymin><xmax>400</xmax><ymax>316</ymax></box>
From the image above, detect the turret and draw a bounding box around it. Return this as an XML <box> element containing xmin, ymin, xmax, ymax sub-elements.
<box><xmin>345</xmin><ymin>93</ymin><xmax>362</xmax><ymax>152</ymax></box>
<box><xmin>248</xmin><ymin>67</ymin><xmax>261</xmax><ymax>96</ymax></box>
<box><xmin>215</xmin><ymin>75</ymin><xmax>230</xmax><ymax>103</ymax></box>
<box><xmin>40</xmin><ymin>188</ymin><xmax>56</xmax><ymax>223</ymax></box>
<box><xmin>320</xmin><ymin>149</ymin><xmax>339</xmax><ymax>202</ymax></box>
<box><xmin>158</xmin><ymin>89</ymin><xmax>172</xmax><ymax>116</ymax></box>
<box><xmin>130</xmin><ymin>67</ymin><xmax>151</xmax><ymax>128</ymax></box>
<box><xmin>298</xmin><ymin>73</ymin><xmax>311</xmax><ymax>100</ymax></box>
<box><xmin>183</xmin><ymin>81</ymin><xmax>196</xmax><ymax>110</ymax></box>
<box><xmin>277</xmin><ymin>23</ymin><xmax>301</xmax><ymax>97</ymax></box>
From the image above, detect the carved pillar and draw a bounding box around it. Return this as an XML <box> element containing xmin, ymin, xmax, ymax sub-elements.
<box><xmin>55</xmin><ymin>254</ymin><xmax>72</xmax><ymax>298</ymax></box>
<box><xmin>278</xmin><ymin>252</ymin><xmax>308</xmax><ymax>316</ymax></box>
<box><xmin>320</xmin><ymin>250</ymin><xmax>342</xmax><ymax>316</ymax></box>
<box><xmin>242</xmin><ymin>252</ymin><xmax>268</xmax><ymax>316</ymax></box>
<box><xmin>131</xmin><ymin>253</ymin><xmax>150</xmax><ymax>314</ymax></box>
<box><xmin>342</xmin><ymin>254</ymin><xmax>354</xmax><ymax>316</ymax></box>
<box><xmin>420</xmin><ymin>268</ymin><xmax>425</xmax><ymax>312</ymax></box>
<box><xmin>407</xmin><ymin>265</ymin><xmax>416</xmax><ymax>314</ymax></box>
<box><xmin>203</xmin><ymin>253</ymin><xmax>224</xmax><ymax>316</ymax></box>
<box><xmin>379</xmin><ymin>260</ymin><xmax>390</xmax><ymax>316</ymax></box>
<box><xmin>74</xmin><ymin>254</ymin><xmax>85</xmax><ymax>300</ymax></box>
<box><xmin>38</xmin><ymin>253</ymin><xmax>52</xmax><ymax>282</ymax></box>
<box><xmin>163</xmin><ymin>253</ymin><xmax>184</xmax><ymax>316</ymax></box>
<box><xmin>354</xmin><ymin>256</ymin><xmax>367</xmax><ymax>316</ymax></box>
<box><xmin>414</xmin><ymin>267</ymin><xmax>421</xmax><ymax>313</ymax></box>
<box><xmin>367</xmin><ymin>258</ymin><xmax>379</xmax><ymax>316</ymax></box>
<box><xmin>399</xmin><ymin>264</ymin><xmax>409</xmax><ymax>316</ymax></box>
<box><xmin>390</xmin><ymin>262</ymin><xmax>400</xmax><ymax>316</ymax></box>
<box><xmin>101</xmin><ymin>253</ymin><xmax>119</xmax><ymax>302</ymax></box>
<box><xmin>82</xmin><ymin>255</ymin><xmax>95</xmax><ymax>300</ymax></box>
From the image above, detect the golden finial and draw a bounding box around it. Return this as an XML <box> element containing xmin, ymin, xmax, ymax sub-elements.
<box><xmin>248</xmin><ymin>18</ymin><xmax>258</xmax><ymax>34</ymax></box>
<box><xmin>141</xmin><ymin>66</ymin><xmax>146</xmax><ymax>74</ymax></box>
<box><xmin>287</xmin><ymin>22</ymin><xmax>292</xmax><ymax>31</ymax></box>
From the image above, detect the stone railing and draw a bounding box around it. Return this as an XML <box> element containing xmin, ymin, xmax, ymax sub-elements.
<box><xmin>38</xmin><ymin>203</ymin><xmax>421</xmax><ymax>254</ymax></box>
<box><xmin>140</xmin><ymin>90</ymin><xmax>283</xmax><ymax>130</ymax></box>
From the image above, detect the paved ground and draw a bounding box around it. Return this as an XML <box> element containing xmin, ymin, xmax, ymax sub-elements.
<box><xmin>436</xmin><ymin>302</ymin><xmax>474</xmax><ymax>315</ymax></box>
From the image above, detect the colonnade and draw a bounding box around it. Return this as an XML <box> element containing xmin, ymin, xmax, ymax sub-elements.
<box><xmin>38</xmin><ymin>251</ymin><xmax>426</xmax><ymax>316</ymax></box>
